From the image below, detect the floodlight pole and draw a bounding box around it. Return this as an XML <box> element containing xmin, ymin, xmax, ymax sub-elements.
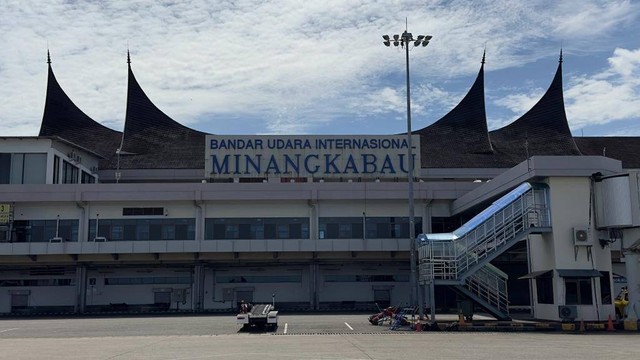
<box><xmin>382</xmin><ymin>30</ymin><xmax>432</xmax><ymax>321</ymax></box>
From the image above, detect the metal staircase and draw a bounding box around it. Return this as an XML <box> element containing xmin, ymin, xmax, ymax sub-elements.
<box><xmin>418</xmin><ymin>182</ymin><xmax>551</xmax><ymax>320</ymax></box>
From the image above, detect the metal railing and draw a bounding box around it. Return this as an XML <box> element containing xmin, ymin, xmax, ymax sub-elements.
<box><xmin>465</xmin><ymin>264</ymin><xmax>509</xmax><ymax>315</ymax></box>
<box><xmin>418</xmin><ymin>183</ymin><xmax>550</xmax><ymax>316</ymax></box>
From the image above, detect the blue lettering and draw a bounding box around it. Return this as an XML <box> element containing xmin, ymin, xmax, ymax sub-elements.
<box><xmin>324</xmin><ymin>154</ymin><xmax>340</xmax><ymax>174</ymax></box>
<box><xmin>398</xmin><ymin>154</ymin><xmax>411</xmax><ymax>173</ymax></box>
<box><xmin>212</xmin><ymin>155</ymin><xmax>229</xmax><ymax>174</ymax></box>
<box><xmin>305</xmin><ymin>155</ymin><xmax>319</xmax><ymax>174</ymax></box>
<box><xmin>245</xmin><ymin>155</ymin><xmax>261</xmax><ymax>174</ymax></box>
<box><xmin>362</xmin><ymin>154</ymin><xmax>377</xmax><ymax>174</ymax></box>
<box><xmin>343</xmin><ymin>155</ymin><xmax>359</xmax><ymax>174</ymax></box>
<box><xmin>284</xmin><ymin>154</ymin><xmax>300</xmax><ymax>174</ymax></box>
<box><xmin>233</xmin><ymin>154</ymin><xmax>241</xmax><ymax>175</ymax></box>
<box><xmin>380</xmin><ymin>155</ymin><xmax>396</xmax><ymax>174</ymax></box>
<box><xmin>266</xmin><ymin>155</ymin><xmax>281</xmax><ymax>174</ymax></box>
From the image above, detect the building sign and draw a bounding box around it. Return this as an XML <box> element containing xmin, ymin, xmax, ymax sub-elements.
<box><xmin>205</xmin><ymin>135</ymin><xmax>420</xmax><ymax>178</ymax></box>
<box><xmin>0</xmin><ymin>203</ymin><xmax>11</xmax><ymax>224</ymax></box>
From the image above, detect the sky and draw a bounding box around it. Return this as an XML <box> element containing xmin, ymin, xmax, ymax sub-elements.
<box><xmin>0</xmin><ymin>0</ymin><xmax>639</xmax><ymax>137</ymax></box>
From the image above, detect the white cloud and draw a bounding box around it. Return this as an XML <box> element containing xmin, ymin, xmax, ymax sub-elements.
<box><xmin>493</xmin><ymin>89</ymin><xmax>545</xmax><ymax>117</ymax></box>
<box><xmin>565</xmin><ymin>48</ymin><xmax>640</xmax><ymax>129</ymax></box>
<box><xmin>0</xmin><ymin>1</ymin><xmax>638</xmax><ymax>136</ymax></box>
<box><xmin>553</xmin><ymin>0</ymin><xmax>639</xmax><ymax>39</ymax></box>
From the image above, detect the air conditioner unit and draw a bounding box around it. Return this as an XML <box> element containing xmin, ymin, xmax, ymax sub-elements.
<box><xmin>558</xmin><ymin>305</ymin><xmax>577</xmax><ymax>321</ymax></box>
<box><xmin>49</xmin><ymin>237</ymin><xmax>64</xmax><ymax>243</ymax></box>
<box><xmin>93</xmin><ymin>236</ymin><xmax>108</xmax><ymax>242</ymax></box>
<box><xmin>573</xmin><ymin>228</ymin><xmax>592</xmax><ymax>246</ymax></box>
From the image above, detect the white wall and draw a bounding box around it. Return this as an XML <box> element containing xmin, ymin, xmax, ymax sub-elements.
<box><xmin>530</xmin><ymin>177</ymin><xmax>614</xmax><ymax>321</ymax></box>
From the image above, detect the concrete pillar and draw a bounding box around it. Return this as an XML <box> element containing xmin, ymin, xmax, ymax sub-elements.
<box><xmin>193</xmin><ymin>264</ymin><xmax>205</xmax><ymax>312</ymax></box>
<box><xmin>624</xmin><ymin>253</ymin><xmax>639</xmax><ymax>321</ymax></box>
<box><xmin>309</xmin><ymin>262</ymin><xmax>319</xmax><ymax>310</ymax></box>
<box><xmin>75</xmin><ymin>265</ymin><xmax>87</xmax><ymax>314</ymax></box>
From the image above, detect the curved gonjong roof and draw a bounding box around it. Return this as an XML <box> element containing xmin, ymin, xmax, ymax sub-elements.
<box><xmin>489</xmin><ymin>52</ymin><xmax>581</xmax><ymax>167</ymax></box>
<box><xmin>119</xmin><ymin>52</ymin><xmax>209</xmax><ymax>169</ymax></box>
<box><xmin>39</xmin><ymin>51</ymin><xmax>121</xmax><ymax>159</ymax></box>
<box><xmin>415</xmin><ymin>53</ymin><xmax>494</xmax><ymax>168</ymax></box>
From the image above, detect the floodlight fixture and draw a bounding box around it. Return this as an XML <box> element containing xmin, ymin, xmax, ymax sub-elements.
<box><xmin>382</xmin><ymin>35</ymin><xmax>390</xmax><ymax>46</ymax></box>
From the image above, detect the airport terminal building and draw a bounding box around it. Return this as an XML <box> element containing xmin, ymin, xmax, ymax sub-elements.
<box><xmin>1</xmin><ymin>52</ymin><xmax>639</xmax><ymax>322</ymax></box>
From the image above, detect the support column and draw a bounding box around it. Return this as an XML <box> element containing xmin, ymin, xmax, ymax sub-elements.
<box><xmin>75</xmin><ymin>265</ymin><xmax>87</xmax><ymax>314</ymax></box>
<box><xmin>309</xmin><ymin>262</ymin><xmax>319</xmax><ymax>310</ymax></box>
<box><xmin>193</xmin><ymin>263</ymin><xmax>205</xmax><ymax>312</ymax></box>
<box><xmin>423</xmin><ymin>200</ymin><xmax>435</xmax><ymax>322</ymax></box>
<box><xmin>624</xmin><ymin>253</ymin><xmax>639</xmax><ymax>321</ymax></box>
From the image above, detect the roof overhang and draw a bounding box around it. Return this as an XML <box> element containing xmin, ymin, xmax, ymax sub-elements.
<box><xmin>556</xmin><ymin>269</ymin><xmax>602</xmax><ymax>278</ymax></box>
<box><xmin>451</xmin><ymin>155</ymin><xmax>623</xmax><ymax>215</ymax></box>
<box><xmin>518</xmin><ymin>270</ymin><xmax>553</xmax><ymax>279</ymax></box>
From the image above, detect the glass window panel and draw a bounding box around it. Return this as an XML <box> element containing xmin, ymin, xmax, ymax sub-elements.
<box><xmin>338</xmin><ymin>224</ymin><xmax>351</xmax><ymax>238</ymax></box>
<box><xmin>213</xmin><ymin>224</ymin><xmax>225</xmax><ymax>239</ymax></box>
<box><xmin>124</xmin><ymin>224</ymin><xmax>137</xmax><ymax>240</ymax></box>
<box><xmin>290</xmin><ymin>223</ymin><xmax>301</xmax><ymax>239</ymax></box>
<box><xmin>565</xmin><ymin>280</ymin><xmax>579</xmax><ymax>305</ymax></box>
<box><xmin>137</xmin><ymin>222</ymin><xmax>150</xmax><ymax>240</ymax></box>
<box><xmin>250</xmin><ymin>224</ymin><xmax>264</xmax><ymax>239</ymax></box>
<box><xmin>326</xmin><ymin>223</ymin><xmax>339</xmax><ymax>238</ymax></box>
<box><xmin>23</xmin><ymin>153</ymin><xmax>47</xmax><ymax>184</ymax></box>
<box><xmin>579</xmin><ymin>279</ymin><xmax>593</xmax><ymax>305</ymax></box>
<box><xmin>600</xmin><ymin>271</ymin><xmax>612</xmax><ymax>304</ymax></box>
<box><xmin>0</xmin><ymin>153</ymin><xmax>11</xmax><ymax>184</ymax></box>
<box><xmin>352</xmin><ymin>223</ymin><xmax>363</xmax><ymax>238</ymax></box>
<box><xmin>175</xmin><ymin>224</ymin><xmax>188</xmax><ymax>240</ymax></box>
<box><xmin>238</xmin><ymin>224</ymin><xmax>251</xmax><ymax>239</ymax></box>
<box><xmin>10</xmin><ymin>153</ymin><xmax>24</xmax><ymax>184</ymax></box>
<box><xmin>162</xmin><ymin>224</ymin><xmax>175</xmax><ymax>240</ymax></box>
<box><xmin>264</xmin><ymin>224</ymin><xmax>276</xmax><ymax>239</ymax></box>
<box><xmin>149</xmin><ymin>224</ymin><xmax>162</xmax><ymax>240</ymax></box>
<box><xmin>111</xmin><ymin>225</ymin><xmax>123</xmax><ymax>240</ymax></box>
<box><xmin>44</xmin><ymin>220</ymin><xmax>57</xmax><ymax>241</ymax></box>
<box><xmin>205</xmin><ymin>219</ymin><xmax>214</xmax><ymax>240</ymax></box>
<box><xmin>225</xmin><ymin>224</ymin><xmax>239</xmax><ymax>239</ymax></box>
<box><xmin>277</xmin><ymin>224</ymin><xmax>289</xmax><ymax>239</ymax></box>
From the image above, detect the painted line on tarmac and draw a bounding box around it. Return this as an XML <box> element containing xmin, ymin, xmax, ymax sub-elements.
<box><xmin>344</xmin><ymin>322</ymin><xmax>354</xmax><ymax>330</ymax></box>
<box><xmin>284</xmin><ymin>323</ymin><xmax>288</xmax><ymax>334</ymax></box>
<box><xmin>0</xmin><ymin>328</ymin><xmax>18</xmax><ymax>333</ymax></box>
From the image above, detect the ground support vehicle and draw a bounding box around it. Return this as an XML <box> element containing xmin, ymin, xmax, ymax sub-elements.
<box><xmin>236</xmin><ymin>304</ymin><xmax>278</xmax><ymax>330</ymax></box>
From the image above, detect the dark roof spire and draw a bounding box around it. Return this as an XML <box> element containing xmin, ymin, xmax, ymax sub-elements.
<box><xmin>127</xmin><ymin>49</ymin><xmax>131</xmax><ymax>65</ymax></box>
<box><xmin>481</xmin><ymin>48</ymin><xmax>486</xmax><ymax>65</ymax></box>
<box><xmin>120</xmin><ymin>62</ymin><xmax>208</xmax><ymax>168</ymax></box>
<box><xmin>559</xmin><ymin>48</ymin><xmax>563</xmax><ymax>64</ymax></box>
<box><xmin>39</xmin><ymin>59</ymin><xmax>122</xmax><ymax>159</ymax></box>
<box><xmin>416</xmin><ymin>53</ymin><xmax>493</xmax><ymax>167</ymax></box>
<box><xmin>47</xmin><ymin>50</ymin><xmax>51</xmax><ymax>65</ymax></box>
<box><xmin>489</xmin><ymin>55</ymin><xmax>580</xmax><ymax>164</ymax></box>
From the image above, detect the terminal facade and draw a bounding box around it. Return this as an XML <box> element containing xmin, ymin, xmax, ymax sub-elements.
<box><xmin>0</xmin><ymin>52</ymin><xmax>638</xmax><ymax>322</ymax></box>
